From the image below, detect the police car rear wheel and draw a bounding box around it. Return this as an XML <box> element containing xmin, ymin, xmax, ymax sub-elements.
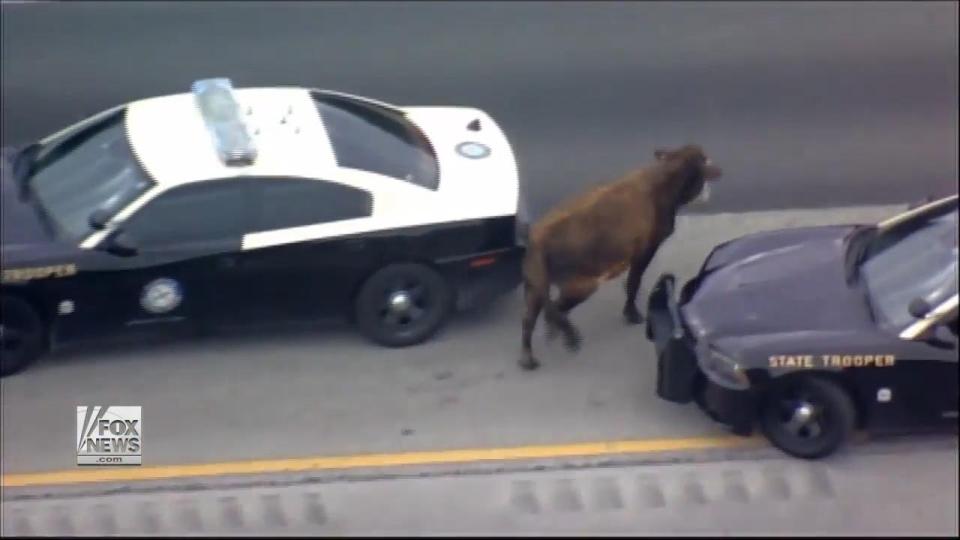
<box><xmin>759</xmin><ymin>376</ymin><xmax>856</xmax><ymax>459</ymax></box>
<box><xmin>0</xmin><ymin>297</ymin><xmax>46</xmax><ymax>376</ymax></box>
<box><xmin>354</xmin><ymin>263</ymin><xmax>452</xmax><ymax>347</ymax></box>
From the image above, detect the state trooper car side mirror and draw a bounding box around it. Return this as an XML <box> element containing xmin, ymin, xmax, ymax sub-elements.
<box><xmin>909</xmin><ymin>298</ymin><xmax>932</xmax><ymax>319</ymax></box>
<box><xmin>88</xmin><ymin>208</ymin><xmax>111</xmax><ymax>231</ymax></box>
<box><xmin>103</xmin><ymin>229</ymin><xmax>139</xmax><ymax>257</ymax></box>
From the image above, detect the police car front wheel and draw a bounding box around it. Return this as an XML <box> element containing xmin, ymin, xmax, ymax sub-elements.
<box><xmin>759</xmin><ymin>376</ymin><xmax>857</xmax><ymax>460</ymax></box>
<box><xmin>0</xmin><ymin>297</ymin><xmax>46</xmax><ymax>377</ymax></box>
<box><xmin>354</xmin><ymin>263</ymin><xmax>453</xmax><ymax>348</ymax></box>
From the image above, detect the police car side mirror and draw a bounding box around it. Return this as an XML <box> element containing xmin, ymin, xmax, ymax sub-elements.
<box><xmin>909</xmin><ymin>298</ymin><xmax>932</xmax><ymax>319</ymax></box>
<box><xmin>103</xmin><ymin>229</ymin><xmax>138</xmax><ymax>257</ymax></box>
<box><xmin>88</xmin><ymin>209</ymin><xmax>111</xmax><ymax>231</ymax></box>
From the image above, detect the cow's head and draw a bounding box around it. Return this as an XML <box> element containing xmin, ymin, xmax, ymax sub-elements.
<box><xmin>654</xmin><ymin>144</ymin><xmax>722</xmax><ymax>205</ymax></box>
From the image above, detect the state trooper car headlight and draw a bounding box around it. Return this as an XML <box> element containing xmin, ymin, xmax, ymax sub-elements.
<box><xmin>698</xmin><ymin>345</ymin><xmax>750</xmax><ymax>390</ymax></box>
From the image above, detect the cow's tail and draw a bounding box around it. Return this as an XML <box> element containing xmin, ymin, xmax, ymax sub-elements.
<box><xmin>522</xmin><ymin>243</ymin><xmax>564</xmax><ymax>330</ymax></box>
<box><xmin>522</xmin><ymin>241</ymin><xmax>549</xmax><ymax>301</ymax></box>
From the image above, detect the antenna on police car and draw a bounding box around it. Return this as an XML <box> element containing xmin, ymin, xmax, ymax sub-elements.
<box><xmin>191</xmin><ymin>78</ymin><xmax>258</xmax><ymax>166</ymax></box>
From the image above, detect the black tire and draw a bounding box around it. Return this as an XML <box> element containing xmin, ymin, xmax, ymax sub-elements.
<box><xmin>759</xmin><ymin>375</ymin><xmax>857</xmax><ymax>459</ymax></box>
<box><xmin>1</xmin><ymin>296</ymin><xmax>46</xmax><ymax>376</ymax></box>
<box><xmin>354</xmin><ymin>263</ymin><xmax>453</xmax><ymax>347</ymax></box>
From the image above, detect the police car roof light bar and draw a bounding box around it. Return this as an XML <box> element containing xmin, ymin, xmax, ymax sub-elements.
<box><xmin>190</xmin><ymin>78</ymin><xmax>258</xmax><ymax>167</ymax></box>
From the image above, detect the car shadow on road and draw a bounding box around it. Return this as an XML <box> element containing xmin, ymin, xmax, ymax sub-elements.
<box><xmin>31</xmin><ymin>291</ymin><xmax>524</xmax><ymax>373</ymax></box>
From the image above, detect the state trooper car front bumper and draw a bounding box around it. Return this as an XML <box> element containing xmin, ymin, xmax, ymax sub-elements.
<box><xmin>646</xmin><ymin>274</ymin><xmax>756</xmax><ymax>436</ymax></box>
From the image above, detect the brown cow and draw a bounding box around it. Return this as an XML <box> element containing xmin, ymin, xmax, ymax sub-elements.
<box><xmin>519</xmin><ymin>144</ymin><xmax>722</xmax><ymax>370</ymax></box>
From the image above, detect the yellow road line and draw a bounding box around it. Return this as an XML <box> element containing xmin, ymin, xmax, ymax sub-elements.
<box><xmin>2</xmin><ymin>435</ymin><xmax>764</xmax><ymax>488</ymax></box>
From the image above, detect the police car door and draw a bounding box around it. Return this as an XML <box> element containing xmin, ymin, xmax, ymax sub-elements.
<box><xmin>97</xmin><ymin>178</ymin><xmax>255</xmax><ymax>330</ymax></box>
<box><xmin>208</xmin><ymin>176</ymin><xmax>377</xmax><ymax>325</ymax></box>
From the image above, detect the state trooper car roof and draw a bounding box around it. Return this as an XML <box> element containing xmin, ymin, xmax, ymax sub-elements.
<box><xmin>125</xmin><ymin>84</ymin><xmax>340</xmax><ymax>187</ymax></box>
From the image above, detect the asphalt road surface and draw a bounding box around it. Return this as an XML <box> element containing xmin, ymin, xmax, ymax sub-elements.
<box><xmin>1</xmin><ymin>1</ymin><xmax>958</xmax><ymax>217</ymax></box>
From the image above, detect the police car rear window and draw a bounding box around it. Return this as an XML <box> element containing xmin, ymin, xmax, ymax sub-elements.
<box><xmin>311</xmin><ymin>93</ymin><xmax>440</xmax><ymax>191</ymax></box>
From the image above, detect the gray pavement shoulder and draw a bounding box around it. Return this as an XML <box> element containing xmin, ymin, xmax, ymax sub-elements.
<box><xmin>2</xmin><ymin>439</ymin><xmax>956</xmax><ymax>536</ymax></box>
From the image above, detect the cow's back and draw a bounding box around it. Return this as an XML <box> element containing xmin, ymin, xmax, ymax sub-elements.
<box><xmin>532</xmin><ymin>180</ymin><xmax>659</xmax><ymax>281</ymax></box>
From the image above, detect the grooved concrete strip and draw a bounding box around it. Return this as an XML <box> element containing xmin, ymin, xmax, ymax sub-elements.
<box><xmin>3</xmin><ymin>445</ymin><xmax>956</xmax><ymax>536</ymax></box>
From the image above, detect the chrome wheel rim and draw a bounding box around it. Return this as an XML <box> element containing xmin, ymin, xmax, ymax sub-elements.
<box><xmin>378</xmin><ymin>278</ymin><xmax>430</xmax><ymax>330</ymax></box>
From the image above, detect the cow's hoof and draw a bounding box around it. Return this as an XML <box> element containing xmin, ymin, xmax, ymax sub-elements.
<box><xmin>520</xmin><ymin>356</ymin><xmax>541</xmax><ymax>370</ymax></box>
<box><xmin>563</xmin><ymin>330</ymin><xmax>582</xmax><ymax>353</ymax></box>
<box><xmin>624</xmin><ymin>308</ymin><xmax>644</xmax><ymax>325</ymax></box>
<box><xmin>545</xmin><ymin>324</ymin><xmax>559</xmax><ymax>342</ymax></box>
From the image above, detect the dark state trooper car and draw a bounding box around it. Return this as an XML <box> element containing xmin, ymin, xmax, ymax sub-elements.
<box><xmin>0</xmin><ymin>79</ymin><xmax>528</xmax><ymax>376</ymax></box>
<box><xmin>647</xmin><ymin>194</ymin><xmax>958</xmax><ymax>459</ymax></box>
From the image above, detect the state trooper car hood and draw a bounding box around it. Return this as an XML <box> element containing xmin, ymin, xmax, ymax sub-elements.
<box><xmin>679</xmin><ymin>224</ymin><xmax>875</xmax><ymax>340</ymax></box>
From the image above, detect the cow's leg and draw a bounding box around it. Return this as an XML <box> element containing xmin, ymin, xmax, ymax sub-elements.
<box><xmin>520</xmin><ymin>283</ymin><xmax>545</xmax><ymax>370</ymax></box>
<box><xmin>546</xmin><ymin>279</ymin><xmax>598</xmax><ymax>341</ymax></box>
<box><xmin>623</xmin><ymin>245</ymin><xmax>660</xmax><ymax>324</ymax></box>
<box><xmin>557</xmin><ymin>278</ymin><xmax>598</xmax><ymax>315</ymax></box>
<box><xmin>545</xmin><ymin>280</ymin><xmax>594</xmax><ymax>342</ymax></box>
<box><xmin>545</xmin><ymin>277</ymin><xmax>596</xmax><ymax>353</ymax></box>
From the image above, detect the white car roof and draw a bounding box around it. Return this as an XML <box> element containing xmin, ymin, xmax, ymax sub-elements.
<box><xmin>125</xmin><ymin>87</ymin><xmax>340</xmax><ymax>187</ymax></box>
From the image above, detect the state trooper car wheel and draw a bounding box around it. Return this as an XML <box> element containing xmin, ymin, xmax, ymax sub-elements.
<box><xmin>759</xmin><ymin>376</ymin><xmax>857</xmax><ymax>459</ymax></box>
<box><xmin>0</xmin><ymin>297</ymin><xmax>46</xmax><ymax>377</ymax></box>
<box><xmin>354</xmin><ymin>263</ymin><xmax>453</xmax><ymax>348</ymax></box>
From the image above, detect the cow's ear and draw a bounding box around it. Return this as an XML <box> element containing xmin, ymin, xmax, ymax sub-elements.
<box><xmin>654</xmin><ymin>149</ymin><xmax>668</xmax><ymax>160</ymax></box>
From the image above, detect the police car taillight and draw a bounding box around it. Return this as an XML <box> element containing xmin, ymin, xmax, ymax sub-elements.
<box><xmin>515</xmin><ymin>186</ymin><xmax>531</xmax><ymax>247</ymax></box>
<box><xmin>191</xmin><ymin>78</ymin><xmax>258</xmax><ymax>167</ymax></box>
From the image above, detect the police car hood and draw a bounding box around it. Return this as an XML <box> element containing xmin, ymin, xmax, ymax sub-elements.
<box><xmin>680</xmin><ymin>225</ymin><xmax>875</xmax><ymax>340</ymax></box>
<box><xmin>0</xmin><ymin>145</ymin><xmax>53</xmax><ymax>248</ymax></box>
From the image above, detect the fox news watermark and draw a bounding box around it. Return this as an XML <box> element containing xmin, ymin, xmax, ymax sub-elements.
<box><xmin>76</xmin><ymin>406</ymin><xmax>141</xmax><ymax>466</ymax></box>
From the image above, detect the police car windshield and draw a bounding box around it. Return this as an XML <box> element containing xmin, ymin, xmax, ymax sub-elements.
<box><xmin>27</xmin><ymin>111</ymin><xmax>154</xmax><ymax>242</ymax></box>
<box><xmin>861</xmin><ymin>208</ymin><xmax>959</xmax><ymax>330</ymax></box>
<box><xmin>312</xmin><ymin>93</ymin><xmax>440</xmax><ymax>190</ymax></box>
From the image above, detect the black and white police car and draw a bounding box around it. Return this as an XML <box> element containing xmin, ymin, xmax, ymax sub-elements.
<box><xmin>0</xmin><ymin>79</ymin><xmax>528</xmax><ymax>376</ymax></box>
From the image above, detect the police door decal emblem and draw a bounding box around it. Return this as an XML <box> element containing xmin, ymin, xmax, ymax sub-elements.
<box><xmin>141</xmin><ymin>278</ymin><xmax>183</xmax><ymax>314</ymax></box>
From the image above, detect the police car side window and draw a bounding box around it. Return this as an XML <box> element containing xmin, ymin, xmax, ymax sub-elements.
<box><xmin>123</xmin><ymin>181</ymin><xmax>252</xmax><ymax>247</ymax></box>
<box><xmin>254</xmin><ymin>178</ymin><xmax>372</xmax><ymax>231</ymax></box>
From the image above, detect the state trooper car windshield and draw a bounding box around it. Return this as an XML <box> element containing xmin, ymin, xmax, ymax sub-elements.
<box><xmin>25</xmin><ymin>109</ymin><xmax>154</xmax><ymax>242</ymax></box>
<box><xmin>861</xmin><ymin>208</ymin><xmax>959</xmax><ymax>330</ymax></box>
<box><xmin>312</xmin><ymin>93</ymin><xmax>440</xmax><ymax>190</ymax></box>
